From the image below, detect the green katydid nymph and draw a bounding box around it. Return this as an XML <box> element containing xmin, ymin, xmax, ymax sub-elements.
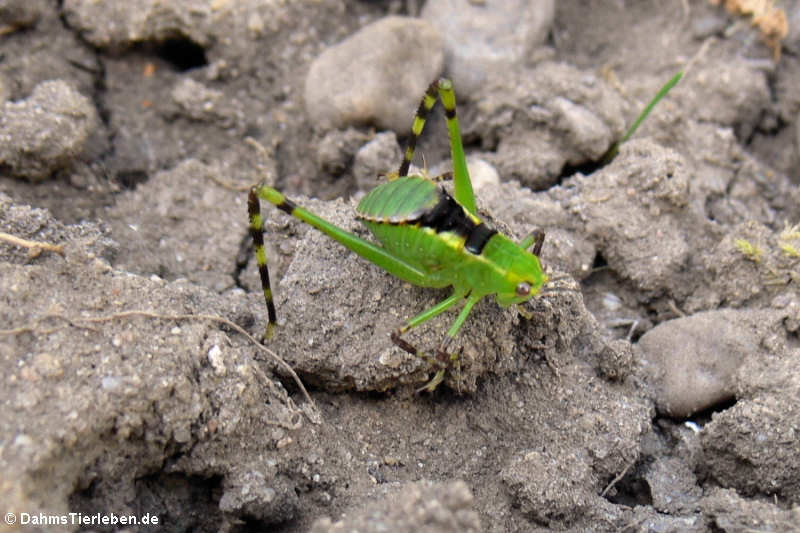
<box><xmin>248</xmin><ymin>78</ymin><xmax>548</xmax><ymax>391</ymax></box>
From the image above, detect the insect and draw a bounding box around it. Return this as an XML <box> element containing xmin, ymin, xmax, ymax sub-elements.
<box><xmin>248</xmin><ymin>78</ymin><xmax>548</xmax><ymax>391</ymax></box>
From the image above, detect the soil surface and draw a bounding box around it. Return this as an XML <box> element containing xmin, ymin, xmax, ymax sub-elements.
<box><xmin>2</xmin><ymin>1</ymin><xmax>800</xmax><ymax>532</ymax></box>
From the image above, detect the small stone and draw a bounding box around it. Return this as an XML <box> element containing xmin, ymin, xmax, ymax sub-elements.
<box><xmin>638</xmin><ymin>309</ymin><xmax>776</xmax><ymax>417</ymax></box>
<box><xmin>473</xmin><ymin>62</ymin><xmax>626</xmax><ymax>189</ymax></box>
<box><xmin>32</xmin><ymin>353</ymin><xmax>62</xmax><ymax>378</ymax></box>
<box><xmin>102</xmin><ymin>376</ymin><xmax>122</xmax><ymax>390</ymax></box>
<box><xmin>501</xmin><ymin>447</ymin><xmax>594</xmax><ymax>526</ymax></box>
<box><xmin>644</xmin><ymin>457</ymin><xmax>702</xmax><ymax>514</ymax></box>
<box><xmin>551</xmin><ymin>96</ymin><xmax>613</xmax><ymax>161</ymax></box>
<box><xmin>207</xmin><ymin>345</ymin><xmax>226</xmax><ymax>375</ymax></box>
<box><xmin>62</xmin><ymin>0</ymin><xmax>212</xmax><ymax>50</ymax></box>
<box><xmin>0</xmin><ymin>0</ymin><xmax>45</xmax><ymax>29</ymax></box>
<box><xmin>173</xmin><ymin>425</ymin><xmax>192</xmax><ymax>444</ymax></box>
<box><xmin>316</xmin><ymin>128</ymin><xmax>368</xmax><ymax>176</ymax></box>
<box><xmin>597</xmin><ymin>339</ymin><xmax>634</xmax><ymax>381</ymax></box>
<box><xmin>378</xmin><ymin>348</ymin><xmax>406</xmax><ymax>369</ymax></box>
<box><xmin>421</xmin><ymin>0</ymin><xmax>555</xmax><ymax>97</ymax></box>
<box><xmin>304</xmin><ymin>16</ymin><xmax>444</xmax><ymax>133</ymax></box>
<box><xmin>464</xmin><ymin>157</ymin><xmax>499</xmax><ymax>193</ymax></box>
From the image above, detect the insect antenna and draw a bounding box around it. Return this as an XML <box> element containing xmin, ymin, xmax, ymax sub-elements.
<box><xmin>540</xmin><ymin>272</ymin><xmax>581</xmax><ymax>295</ymax></box>
<box><xmin>539</xmin><ymin>285</ymin><xmax>581</xmax><ymax>295</ymax></box>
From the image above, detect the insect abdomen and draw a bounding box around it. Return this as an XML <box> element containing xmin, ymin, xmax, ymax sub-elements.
<box><xmin>361</xmin><ymin>220</ymin><xmax>464</xmax><ymax>279</ymax></box>
<box><xmin>356</xmin><ymin>175</ymin><xmax>499</xmax><ymax>284</ymax></box>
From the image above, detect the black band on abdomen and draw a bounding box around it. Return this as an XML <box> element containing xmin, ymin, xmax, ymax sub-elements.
<box><xmin>465</xmin><ymin>223</ymin><xmax>497</xmax><ymax>255</ymax></box>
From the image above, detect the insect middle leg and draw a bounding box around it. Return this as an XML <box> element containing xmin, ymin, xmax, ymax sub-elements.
<box><xmin>391</xmin><ymin>291</ymin><xmax>462</xmax><ymax>367</ymax></box>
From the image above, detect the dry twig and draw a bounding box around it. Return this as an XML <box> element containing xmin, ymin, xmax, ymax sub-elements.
<box><xmin>0</xmin><ymin>231</ymin><xmax>65</xmax><ymax>258</ymax></box>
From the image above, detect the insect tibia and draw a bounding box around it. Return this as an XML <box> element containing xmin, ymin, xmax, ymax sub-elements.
<box><xmin>399</xmin><ymin>80</ymin><xmax>440</xmax><ymax>177</ymax></box>
<box><xmin>248</xmin><ymin>185</ymin><xmax>280</xmax><ymax>340</ymax></box>
<box><xmin>264</xmin><ymin>321</ymin><xmax>275</xmax><ymax>341</ymax></box>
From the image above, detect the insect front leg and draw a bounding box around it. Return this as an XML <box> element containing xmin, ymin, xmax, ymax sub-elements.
<box><xmin>519</xmin><ymin>229</ymin><xmax>546</xmax><ymax>256</ymax></box>
<box><xmin>390</xmin><ymin>290</ymin><xmax>483</xmax><ymax>392</ymax></box>
<box><xmin>423</xmin><ymin>292</ymin><xmax>482</xmax><ymax>392</ymax></box>
<box><xmin>390</xmin><ymin>290</ymin><xmax>464</xmax><ymax>366</ymax></box>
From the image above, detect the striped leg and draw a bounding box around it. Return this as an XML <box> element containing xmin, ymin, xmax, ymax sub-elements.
<box><xmin>397</xmin><ymin>79</ymin><xmax>476</xmax><ymax>215</ymax></box>
<box><xmin>249</xmin><ymin>183</ymin><xmax>433</xmax><ymax>340</ymax></box>
<box><xmin>398</xmin><ymin>80</ymin><xmax>439</xmax><ymax>178</ymax></box>
<box><xmin>248</xmin><ymin>188</ymin><xmax>278</xmax><ymax>340</ymax></box>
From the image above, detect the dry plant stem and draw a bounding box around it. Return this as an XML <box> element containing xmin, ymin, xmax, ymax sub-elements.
<box><xmin>245</xmin><ymin>136</ymin><xmax>272</xmax><ymax>164</ymax></box>
<box><xmin>0</xmin><ymin>309</ymin><xmax>318</xmax><ymax>422</ymax></box>
<box><xmin>0</xmin><ymin>231</ymin><xmax>65</xmax><ymax>257</ymax></box>
<box><xmin>207</xmin><ymin>174</ymin><xmax>251</xmax><ymax>192</ymax></box>
<box><xmin>204</xmin><ymin>138</ymin><xmax>274</xmax><ymax>192</ymax></box>
<box><xmin>600</xmin><ymin>459</ymin><xmax>634</xmax><ymax>497</ymax></box>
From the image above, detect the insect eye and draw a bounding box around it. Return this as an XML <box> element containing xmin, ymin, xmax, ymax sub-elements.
<box><xmin>515</xmin><ymin>282</ymin><xmax>531</xmax><ymax>297</ymax></box>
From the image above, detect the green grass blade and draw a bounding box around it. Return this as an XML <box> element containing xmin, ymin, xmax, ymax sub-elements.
<box><xmin>603</xmin><ymin>71</ymin><xmax>683</xmax><ymax>163</ymax></box>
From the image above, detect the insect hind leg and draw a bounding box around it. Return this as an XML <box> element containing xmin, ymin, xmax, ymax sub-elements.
<box><xmin>398</xmin><ymin>81</ymin><xmax>439</xmax><ymax>177</ymax></box>
<box><xmin>250</xmin><ymin>183</ymin><xmax>436</xmax><ymax>341</ymax></box>
<box><xmin>248</xmin><ymin>186</ymin><xmax>278</xmax><ymax>340</ymax></box>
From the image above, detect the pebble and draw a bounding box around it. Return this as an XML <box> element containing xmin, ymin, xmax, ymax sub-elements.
<box><xmin>638</xmin><ymin>309</ymin><xmax>774</xmax><ymax>418</ymax></box>
<box><xmin>316</xmin><ymin>128</ymin><xmax>368</xmax><ymax>176</ymax></box>
<box><xmin>304</xmin><ymin>16</ymin><xmax>444</xmax><ymax>133</ymax></box>
<box><xmin>421</xmin><ymin>0</ymin><xmax>555</xmax><ymax>98</ymax></box>
<box><xmin>644</xmin><ymin>457</ymin><xmax>702</xmax><ymax>514</ymax></box>
<box><xmin>62</xmin><ymin>0</ymin><xmax>211</xmax><ymax>50</ymax></box>
<box><xmin>207</xmin><ymin>345</ymin><xmax>226</xmax><ymax>376</ymax></box>
<box><xmin>551</xmin><ymin>96</ymin><xmax>613</xmax><ymax>160</ymax></box>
